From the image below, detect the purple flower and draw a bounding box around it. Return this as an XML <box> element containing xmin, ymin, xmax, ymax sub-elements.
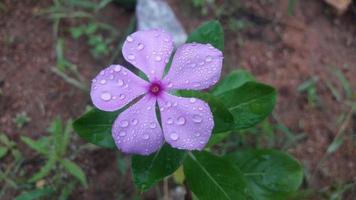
<box><xmin>90</xmin><ymin>29</ymin><xmax>223</xmax><ymax>155</ymax></box>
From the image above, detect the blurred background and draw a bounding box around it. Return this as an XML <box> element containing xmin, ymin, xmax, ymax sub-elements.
<box><xmin>0</xmin><ymin>0</ymin><xmax>355</xmax><ymax>199</ymax></box>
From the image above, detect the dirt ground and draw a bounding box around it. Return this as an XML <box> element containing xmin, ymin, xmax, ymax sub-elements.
<box><xmin>0</xmin><ymin>0</ymin><xmax>355</xmax><ymax>199</ymax></box>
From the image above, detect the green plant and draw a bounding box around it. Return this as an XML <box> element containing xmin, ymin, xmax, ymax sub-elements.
<box><xmin>18</xmin><ymin>117</ymin><xmax>87</xmax><ymax>200</ymax></box>
<box><xmin>73</xmin><ymin>20</ymin><xmax>304</xmax><ymax>199</ymax></box>
<box><xmin>13</xmin><ymin>112</ymin><xmax>31</xmax><ymax>128</ymax></box>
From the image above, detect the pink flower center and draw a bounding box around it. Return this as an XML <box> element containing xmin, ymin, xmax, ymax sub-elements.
<box><xmin>148</xmin><ymin>81</ymin><xmax>164</xmax><ymax>96</ymax></box>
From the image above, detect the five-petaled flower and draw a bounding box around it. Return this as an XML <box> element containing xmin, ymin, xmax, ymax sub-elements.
<box><xmin>90</xmin><ymin>29</ymin><xmax>223</xmax><ymax>155</ymax></box>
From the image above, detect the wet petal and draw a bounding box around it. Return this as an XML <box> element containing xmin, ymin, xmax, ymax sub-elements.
<box><xmin>158</xmin><ymin>93</ymin><xmax>214</xmax><ymax>150</ymax></box>
<box><xmin>90</xmin><ymin>65</ymin><xmax>147</xmax><ymax>112</ymax></box>
<box><xmin>112</xmin><ymin>96</ymin><xmax>164</xmax><ymax>155</ymax></box>
<box><xmin>163</xmin><ymin>43</ymin><xmax>223</xmax><ymax>90</ymax></box>
<box><xmin>122</xmin><ymin>29</ymin><xmax>174</xmax><ymax>81</ymax></box>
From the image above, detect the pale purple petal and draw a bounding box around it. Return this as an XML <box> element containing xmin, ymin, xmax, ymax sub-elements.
<box><xmin>122</xmin><ymin>29</ymin><xmax>174</xmax><ymax>81</ymax></box>
<box><xmin>90</xmin><ymin>65</ymin><xmax>148</xmax><ymax>112</ymax></box>
<box><xmin>112</xmin><ymin>96</ymin><xmax>164</xmax><ymax>155</ymax></box>
<box><xmin>163</xmin><ymin>43</ymin><xmax>223</xmax><ymax>90</ymax></box>
<box><xmin>158</xmin><ymin>92</ymin><xmax>214</xmax><ymax>150</ymax></box>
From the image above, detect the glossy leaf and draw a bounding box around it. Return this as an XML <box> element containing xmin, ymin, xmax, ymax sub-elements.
<box><xmin>186</xmin><ymin>20</ymin><xmax>224</xmax><ymax>51</ymax></box>
<box><xmin>132</xmin><ymin>144</ymin><xmax>185</xmax><ymax>191</ymax></box>
<box><xmin>61</xmin><ymin>158</ymin><xmax>88</xmax><ymax>187</ymax></box>
<box><xmin>177</xmin><ymin>90</ymin><xmax>234</xmax><ymax>134</ymax></box>
<box><xmin>212</xmin><ymin>69</ymin><xmax>255</xmax><ymax>96</ymax></box>
<box><xmin>219</xmin><ymin>82</ymin><xmax>276</xmax><ymax>130</ymax></box>
<box><xmin>184</xmin><ymin>151</ymin><xmax>249</xmax><ymax>200</ymax></box>
<box><xmin>226</xmin><ymin>149</ymin><xmax>304</xmax><ymax>200</ymax></box>
<box><xmin>73</xmin><ymin>108</ymin><xmax>122</xmax><ymax>148</ymax></box>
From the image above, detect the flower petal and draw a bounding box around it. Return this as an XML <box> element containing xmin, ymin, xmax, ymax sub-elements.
<box><xmin>90</xmin><ymin>65</ymin><xmax>148</xmax><ymax>112</ymax></box>
<box><xmin>163</xmin><ymin>43</ymin><xmax>223</xmax><ymax>90</ymax></box>
<box><xmin>122</xmin><ymin>29</ymin><xmax>174</xmax><ymax>81</ymax></box>
<box><xmin>112</xmin><ymin>96</ymin><xmax>164</xmax><ymax>155</ymax></box>
<box><xmin>158</xmin><ymin>93</ymin><xmax>214</xmax><ymax>150</ymax></box>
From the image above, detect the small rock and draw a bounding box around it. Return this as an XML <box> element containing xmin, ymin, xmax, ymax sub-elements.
<box><xmin>325</xmin><ymin>0</ymin><xmax>352</xmax><ymax>15</ymax></box>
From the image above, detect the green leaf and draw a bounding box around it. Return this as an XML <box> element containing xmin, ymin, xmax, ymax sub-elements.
<box><xmin>219</xmin><ymin>82</ymin><xmax>276</xmax><ymax>130</ymax></box>
<box><xmin>21</xmin><ymin>136</ymin><xmax>50</xmax><ymax>156</ymax></box>
<box><xmin>212</xmin><ymin>69</ymin><xmax>255</xmax><ymax>96</ymax></box>
<box><xmin>59</xmin><ymin>119</ymin><xmax>72</xmax><ymax>157</ymax></box>
<box><xmin>327</xmin><ymin>135</ymin><xmax>344</xmax><ymax>153</ymax></box>
<box><xmin>132</xmin><ymin>144</ymin><xmax>185</xmax><ymax>191</ymax></box>
<box><xmin>184</xmin><ymin>151</ymin><xmax>249</xmax><ymax>200</ymax></box>
<box><xmin>177</xmin><ymin>90</ymin><xmax>234</xmax><ymax>133</ymax></box>
<box><xmin>29</xmin><ymin>151</ymin><xmax>57</xmax><ymax>182</ymax></box>
<box><xmin>59</xmin><ymin>181</ymin><xmax>76</xmax><ymax>200</ymax></box>
<box><xmin>0</xmin><ymin>147</ymin><xmax>8</xmax><ymax>159</ymax></box>
<box><xmin>60</xmin><ymin>158</ymin><xmax>88</xmax><ymax>188</ymax></box>
<box><xmin>187</xmin><ymin>20</ymin><xmax>224</xmax><ymax>51</ymax></box>
<box><xmin>73</xmin><ymin>108</ymin><xmax>121</xmax><ymax>148</ymax></box>
<box><xmin>14</xmin><ymin>188</ymin><xmax>54</xmax><ymax>200</ymax></box>
<box><xmin>0</xmin><ymin>133</ymin><xmax>11</xmax><ymax>146</ymax></box>
<box><xmin>226</xmin><ymin>149</ymin><xmax>304</xmax><ymax>200</ymax></box>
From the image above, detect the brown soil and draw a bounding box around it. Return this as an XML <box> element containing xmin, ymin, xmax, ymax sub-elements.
<box><xmin>0</xmin><ymin>0</ymin><xmax>355</xmax><ymax>199</ymax></box>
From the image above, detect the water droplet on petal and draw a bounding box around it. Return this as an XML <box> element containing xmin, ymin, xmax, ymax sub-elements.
<box><xmin>167</xmin><ymin>82</ymin><xmax>173</xmax><ymax>88</ymax></box>
<box><xmin>131</xmin><ymin>119</ymin><xmax>138</xmax><ymax>125</ymax></box>
<box><xmin>195</xmin><ymin>132</ymin><xmax>201</xmax><ymax>137</ymax></box>
<box><xmin>147</xmin><ymin>106</ymin><xmax>152</xmax><ymax>110</ymax></box>
<box><xmin>92</xmin><ymin>79</ymin><xmax>97</xmax><ymax>83</ymax></box>
<box><xmin>155</xmin><ymin>56</ymin><xmax>162</xmax><ymax>61</ymax></box>
<box><xmin>166</xmin><ymin>118</ymin><xmax>173</xmax><ymax>124</ymax></box>
<box><xmin>100</xmin><ymin>79</ymin><xmax>106</xmax><ymax>84</ymax></box>
<box><xmin>198</xmin><ymin>107</ymin><xmax>203</xmax><ymax>111</ymax></box>
<box><xmin>119</xmin><ymin>131</ymin><xmax>126</xmax><ymax>137</ymax></box>
<box><xmin>190</xmin><ymin>98</ymin><xmax>196</xmax><ymax>103</ymax></box>
<box><xmin>119</xmin><ymin>94</ymin><xmax>126</xmax><ymax>100</ymax></box>
<box><xmin>205</xmin><ymin>56</ymin><xmax>213</xmax><ymax>62</ymax></box>
<box><xmin>109</xmin><ymin>75</ymin><xmax>114</xmax><ymax>79</ymax></box>
<box><xmin>100</xmin><ymin>92</ymin><xmax>111</xmax><ymax>101</ymax></box>
<box><xmin>165</xmin><ymin>102</ymin><xmax>172</xmax><ymax>107</ymax></box>
<box><xmin>176</xmin><ymin>116</ymin><xmax>186</xmax><ymax>125</ymax></box>
<box><xmin>143</xmin><ymin>134</ymin><xmax>150</xmax><ymax>140</ymax></box>
<box><xmin>170</xmin><ymin>133</ymin><xmax>179</xmax><ymax>141</ymax></box>
<box><xmin>199</xmin><ymin>140</ymin><xmax>205</xmax><ymax>144</ymax></box>
<box><xmin>120</xmin><ymin>120</ymin><xmax>129</xmax><ymax>128</ymax></box>
<box><xmin>128</xmin><ymin>54</ymin><xmax>135</xmax><ymax>60</ymax></box>
<box><xmin>192</xmin><ymin>115</ymin><xmax>203</xmax><ymax>123</ymax></box>
<box><xmin>117</xmin><ymin>79</ymin><xmax>124</xmax><ymax>86</ymax></box>
<box><xmin>137</xmin><ymin>43</ymin><xmax>144</xmax><ymax>50</ymax></box>
<box><xmin>149</xmin><ymin>122</ymin><xmax>157</xmax><ymax>129</ymax></box>
<box><xmin>127</xmin><ymin>36</ymin><xmax>133</xmax><ymax>42</ymax></box>
<box><xmin>114</xmin><ymin>65</ymin><xmax>122</xmax><ymax>72</ymax></box>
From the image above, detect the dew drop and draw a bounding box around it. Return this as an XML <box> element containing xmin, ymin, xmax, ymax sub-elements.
<box><xmin>170</xmin><ymin>133</ymin><xmax>179</xmax><ymax>141</ymax></box>
<box><xmin>167</xmin><ymin>82</ymin><xmax>173</xmax><ymax>88</ymax></box>
<box><xmin>165</xmin><ymin>102</ymin><xmax>172</xmax><ymax>107</ymax></box>
<box><xmin>142</xmin><ymin>134</ymin><xmax>150</xmax><ymax>140</ymax></box>
<box><xmin>128</xmin><ymin>54</ymin><xmax>135</xmax><ymax>60</ymax></box>
<box><xmin>137</xmin><ymin>43</ymin><xmax>144</xmax><ymax>50</ymax></box>
<box><xmin>205</xmin><ymin>56</ymin><xmax>213</xmax><ymax>62</ymax></box>
<box><xmin>100</xmin><ymin>92</ymin><xmax>111</xmax><ymax>101</ymax></box>
<box><xmin>195</xmin><ymin>132</ymin><xmax>201</xmax><ymax>137</ymax></box>
<box><xmin>131</xmin><ymin>119</ymin><xmax>138</xmax><ymax>125</ymax></box>
<box><xmin>120</xmin><ymin>120</ymin><xmax>129</xmax><ymax>128</ymax></box>
<box><xmin>92</xmin><ymin>79</ymin><xmax>97</xmax><ymax>83</ymax></box>
<box><xmin>126</xmin><ymin>36</ymin><xmax>133</xmax><ymax>42</ymax></box>
<box><xmin>114</xmin><ymin>65</ymin><xmax>122</xmax><ymax>72</ymax></box>
<box><xmin>189</xmin><ymin>98</ymin><xmax>196</xmax><ymax>103</ymax></box>
<box><xmin>198</xmin><ymin>107</ymin><xmax>203</xmax><ymax>111</ymax></box>
<box><xmin>109</xmin><ymin>75</ymin><xmax>114</xmax><ymax>80</ymax></box>
<box><xmin>176</xmin><ymin>116</ymin><xmax>186</xmax><ymax>125</ymax></box>
<box><xmin>199</xmin><ymin>140</ymin><xmax>205</xmax><ymax>144</ymax></box>
<box><xmin>150</xmin><ymin>122</ymin><xmax>157</xmax><ymax>129</ymax></box>
<box><xmin>155</xmin><ymin>56</ymin><xmax>162</xmax><ymax>61</ymax></box>
<box><xmin>100</xmin><ymin>79</ymin><xmax>106</xmax><ymax>84</ymax></box>
<box><xmin>166</xmin><ymin>118</ymin><xmax>173</xmax><ymax>125</ymax></box>
<box><xmin>117</xmin><ymin>79</ymin><xmax>124</xmax><ymax>86</ymax></box>
<box><xmin>119</xmin><ymin>94</ymin><xmax>126</xmax><ymax>100</ymax></box>
<box><xmin>192</xmin><ymin>115</ymin><xmax>203</xmax><ymax>123</ymax></box>
<box><xmin>147</xmin><ymin>106</ymin><xmax>152</xmax><ymax>110</ymax></box>
<box><xmin>119</xmin><ymin>131</ymin><xmax>126</xmax><ymax>137</ymax></box>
